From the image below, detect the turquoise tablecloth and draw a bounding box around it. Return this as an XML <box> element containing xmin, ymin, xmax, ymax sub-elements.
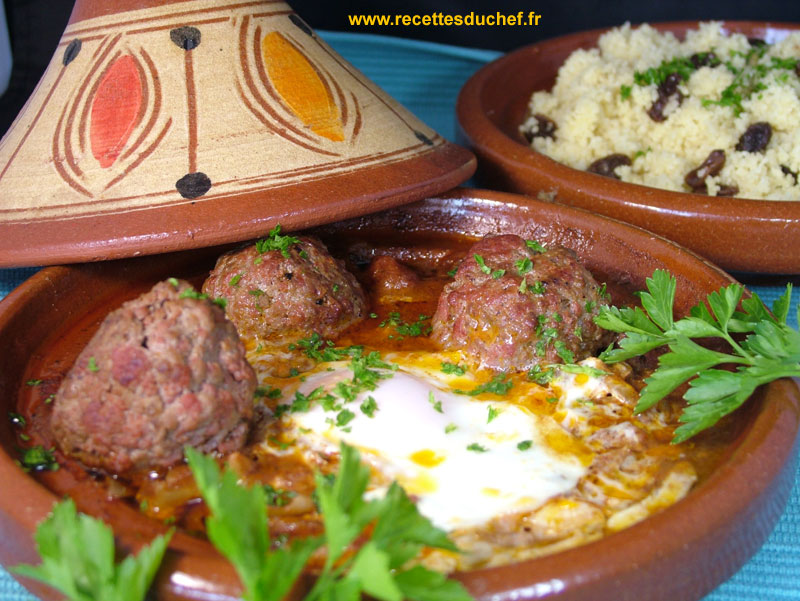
<box><xmin>1</xmin><ymin>30</ymin><xmax>798</xmax><ymax>601</ymax></box>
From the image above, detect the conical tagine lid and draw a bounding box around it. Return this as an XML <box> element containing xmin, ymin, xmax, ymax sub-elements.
<box><xmin>0</xmin><ymin>0</ymin><xmax>475</xmax><ymax>266</ymax></box>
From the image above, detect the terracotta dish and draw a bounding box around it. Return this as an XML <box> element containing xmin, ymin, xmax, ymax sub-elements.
<box><xmin>1</xmin><ymin>189</ymin><xmax>799</xmax><ymax>601</ymax></box>
<box><xmin>0</xmin><ymin>0</ymin><xmax>474</xmax><ymax>267</ymax></box>
<box><xmin>456</xmin><ymin>21</ymin><xmax>800</xmax><ymax>275</ymax></box>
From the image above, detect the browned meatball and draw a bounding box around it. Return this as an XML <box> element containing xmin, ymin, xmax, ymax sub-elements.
<box><xmin>51</xmin><ymin>279</ymin><xmax>256</xmax><ymax>474</ymax></box>
<box><xmin>202</xmin><ymin>233</ymin><xmax>366</xmax><ymax>344</ymax></box>
<box><xmin>431</xmin><ymin>235</ymin><xmax>610</xmax><ymax>371</ymax></box>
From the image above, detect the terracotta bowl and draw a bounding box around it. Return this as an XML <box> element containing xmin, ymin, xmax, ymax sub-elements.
<box><xmin>1</xmin><ymin>188</ymin><xmax>799</xmax><ymax>601</ymax></box>
<box><xmin>456</xmin><ymin>21</ymin><xmax>800</xmax><ymax>275</ymax></box>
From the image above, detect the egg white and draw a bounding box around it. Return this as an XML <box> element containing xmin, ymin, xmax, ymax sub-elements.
<box><xmin>266</xmin><ymin>352</ymin><xmax>596</xmax><ymax>532</ymax></box>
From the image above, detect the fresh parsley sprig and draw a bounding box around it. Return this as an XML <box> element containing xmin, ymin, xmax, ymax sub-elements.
<box><xmin>187</xmin><ymin>443</ymin><xmax>473</xmax><ymax>601</ymax></box>
<box><xmin>595</xmin><ymin>269</ymin><xmax>800</xmax><ymax>443</ymax></box>
<box><xmin>12</xmin><ymin>499</ymin><xmax>172</xmax><ymax>601</ymax></box>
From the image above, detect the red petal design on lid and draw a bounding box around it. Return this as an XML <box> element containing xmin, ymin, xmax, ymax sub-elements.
<box><xmin>90</xmin><ymin>55</ymin><xmax>142</xmax><ymax>168</ymax></box>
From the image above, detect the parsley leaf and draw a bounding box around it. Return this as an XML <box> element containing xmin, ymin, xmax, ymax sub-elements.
<box><xmin>466</xmin><ymin>443</ymin><xmax>488</xmax><ymax>453</ymax></box>
<box><xmin>186</xmin><ymin>448</ymin><xmax>320</xmax><ymax>601</ymax></box>
<box><xmin>188</xmin><ymin>443</ymin><xmax>472</xmax><ymax>601</ymax></box>
<box><xmin>440</xmin><ymin>362</ymin><xmax>467</xmax><ymax>376</ymax></box>
<box><xmin>12</xmin><ymin>498</ymin><xmax>172</xmax><ymax>601</ymax></box>
<box><xmin>255</xmin><ymin>225</ymin><xmax>302</xmax><ymax>258</ymax></box>
<box><xmin>428</xmin><ymin>391</ymin><xmax>444</xmax><ymax>413</ymax></box>
<box><xmin>454</xmin><ymin>373</ymin><xmax>513</xmax><ymax>397</ymax></box>
<box><xmin>595</xmin><ymin>270</ymin><xmax>800</xmax><ymax>443</ymax></box>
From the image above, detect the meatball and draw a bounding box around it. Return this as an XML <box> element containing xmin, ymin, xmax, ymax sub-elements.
<box><xmin>202</xmin><ymin>232</ymin><xmax>366</xmax><ymax>344</ymax></box>
<box><xmin>51</xmin><ymin>279</ymin><xmax>256</xmax><ymax>473</ymax></box>
<box><xmin>431</xmin><ymin>235</ymin><xmax>611</xmax><ymax>371</ymax></box>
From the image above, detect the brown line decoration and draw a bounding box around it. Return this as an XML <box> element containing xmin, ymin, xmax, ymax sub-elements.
<box><xmin>0</xmin><ymin>142</ymin><xmax>436</xmax><ymax>216</ymax></box>
<box><xmin>238</xmin><ymin>21</ymin><xmax>339</xmax><ymax>156</ymax></box>
<box><xmin>211</xmin><ymin>142</ymin><xmax>434</xmax><ymax>187</ymax></box>
<box><xmin>327</xmin><ymin>65</ymin><xmax>348</xmax><ymax>133</ymax></box>
<box><xmin>51</xmin><ymin>108</ymin><xmax>93</xmax><ymax>198</ymax></box>
<box><xmin>314</xmin><ymin>39</ymin><xmax>444</xmax><ymax>144</ymax></box>
<box><xmin>78</xmin><ymin>36</ymin><xmax>123</xmax><ymax>158</ymax></box>
<box><xmin>284</xmin><ymin>31</ymin><xmax>347</xmax><ymax>141</ymax></box>
<box><xmin>234</xmin><ymin>76</ymin><xmax>283</xmax><ymax>135</ymax></box>
<box><xmin>104</xmin><ymin>118</ymin><xmax>172</xmax><ymax>192</ymax></box>
<box><xmin>350</xmin><ymin>91</ymin><xmax>362</xmax><ymax>143</ymax></box>
<box><xmin>71</xmin><ymin>47</ymin><xmax>125</xmax><ymax>178</ymax></box>
<box><xmin>0</xmin><ymin>51</ymin><xmax>73</xmax><ymax>183</ymax></box>
<box><xmin>185</xmin><ymin>49</ymin><xmax>198</xmax><ymax>173</ymax></box>
<box><xmin>129</xmin><ymin>15</ymin><xmax>228</xmax><ymax>36</ymax></box>
<box><xmin>248</xmin><ymin>22</ymin><xmax>319</xmax><ymax>145</ymax></box>
<box><xmin>64</xmin><ymin>1</ymin><xmax>284</xmax><ymax>37</ymax></box>
<box><xmin>119</xmin><ymin>47</ymin><xmax>159</xmax><ymax>162</ymax></box>
<box><xmin>89</xmin><ymin>31</ymin><xmax>116</xmax><ymax>61</ymax></box>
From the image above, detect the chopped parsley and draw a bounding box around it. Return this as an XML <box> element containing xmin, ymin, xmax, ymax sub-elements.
<box><xmin>229</xmin><ymin>273</ymin><xmax>243</xmax><ymax>287</ymax></box>
<box><xmin>525</xmin><ymin>239</ymin><xmax>547</xmax><ymax>253</ymax></box>
<box><xmin>378</xmin><ymin>312</ymin><xmax>432</xmax><ymax>338</ymax></box>
<box><xmin>86</xmin><ymin>357</ymin><xmax>99</xmax><ymax>372</ymax></box>
<box><xmin>248</xmin><ymin>288</ymin><xmax>264</xmax><ymax>297</ymax></box>
<box><xmin>446</xmin><ymin>267</ymin><xmax>458</xmax><ymax>278</ymax></box>
<box><xmin>624</xmin><ymin>46</ymin><xmax>798</xmax><ymax>117</ymax></box>
<box><xmin>179</xmin><ymin>288</ymin><xmax>208</xmax><ymax>301</ymax></box>
<box><xmin>445</xmin><ymin>423</ymin><xmax>458</xmax><ymax>434</ymax></box>
<box><xmin>291</xmin><ymin>332</ymin><xmax>363</xmax><ymax>362</ymax></box>
<box><xmin>428</xmin><ymin>391</ymin><xmax>443</xmax><ymax>413</ymax></box>
<box><xmin>255</xmin><ymin>224</ymin><xmax>302</xmax><ymax>258</ymax></box>
<box><xmin>8</xmin><ymin>412</ymin><xmax>26</xmax><ymax>427</ymax></box>
<box><xmin>25</xmin><ymin>379</ymin><xmax>42</xmax><ymax>387</ymax></box>
<box><xmin>18</xmin><ymin>445</ymin><xmax>59</xmax><ymax>472</ymax></box>
<box><xmin>254</xmin><ymin>386</ymin><xmax>282</xmax><ymax>400</ymax></box>
<box><xmin>528</xmin><ymin>281</ymin><xmax>546</xmax><ymax>295</ymax></box>
<box><xmin>466</xmin><ymin>443</ymin><xmax>488</xmax><ymax>453</ymax></box>
<box><xmin>633</xmin><ymin>54</ymin><xmax>702</xmax><ymax>87</ymax></box>
<box><xmin>454</xmin><ymin>373</ymin><xmax>513</xmax><ymax>397</ymax></box>
<box><xmin>517</xmin><ymin>440</ymin><xmax>533</xmax><ymax>451</ymax></box>
<box><xmin>263</xmin><ymin>484</ymin><xmax>297</xmax><ymax>507</ymax></box>
<box><xmin>559</xmin><ymin>363</ymin><xmax>607</xmax><ymax>378</ymax></box>
<box><xmin>440</xmin><ymin>361</ymin><xmax>467</xmax><ymax>376</ymax></box>
<box><xmin>527</xmin><ymin>364</ymin><xmax>556</xmax><ymax>385</ymax></box>
<box><xmin>335</xmin><ymin>409</ymin><xmax>356</xmax><ymax>428</ymax></box>
<box><xmin>554</xmin><ymin>341</ymin><xmax>576</xmax><ymax>363</ymax></box>
<box><xmin>487</xmin><ymin>406</ymin><xmax>500</xmax><ymax>423</ymax></box>
<box><xmin>360</xmin><ymin>396</ymin><xmax>378</xmax><ymax>417</ymax></box>
<box><xmin>474</xmin><ymin>254</ymin><xmax>491</xmax><ymax>275</ymax></box>
<box><xmin>515</xmin><ymin>257</ymin><xmax>533</xmax><ymax>275</ymax></box>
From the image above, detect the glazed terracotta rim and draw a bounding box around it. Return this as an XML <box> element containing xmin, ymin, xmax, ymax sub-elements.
<box><xmin>0</xmin><ymin>188</ymin><xmax>798</xmax><ymax>601</ymax></box>
<box><xmin>0</xmin><ymin>142</ymin><xmax>475</xmax><ymax>268</ymax></box>
<box><xmin>456</xmin><ymin>21</ymin><xmax>800</xmax><ymax>274</ymax></box>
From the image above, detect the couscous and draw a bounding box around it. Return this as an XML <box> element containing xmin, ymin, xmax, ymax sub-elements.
<box><xmin>520</xmin><ymin>22</ymin><xmax>800</xmax><ymax>200</ymax></box>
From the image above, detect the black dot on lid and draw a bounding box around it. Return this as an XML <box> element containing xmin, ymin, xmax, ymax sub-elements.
<box><xmin>63</xmin><ymin>39</ymin><xmax>82</xmax><ymax>66</ymax></box>
<box><xmin>176</xmin><ymin>172</ymin><xmax>212</xmax><ymax>199</ymax></box>
<box><xmin>170</xmin><ymin>26</ymin><xmax>202</xmax><ymax>51</ymax></box>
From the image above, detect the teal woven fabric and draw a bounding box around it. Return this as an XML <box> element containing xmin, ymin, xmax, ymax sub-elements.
<box><xmin>0</xmin><ymin>30</ymin><xmax>798</xmax><ymax>601</ymax></box>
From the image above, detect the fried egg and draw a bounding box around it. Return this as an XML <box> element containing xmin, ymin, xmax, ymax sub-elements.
<box><xmin>254</xmin><ymin>350</ymin><xmax>634</xmax><ymax>533</ymax></box>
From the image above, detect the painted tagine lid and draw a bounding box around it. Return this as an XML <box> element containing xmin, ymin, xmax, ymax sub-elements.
<box><xmin>0</xmin><ymin>0</ymin><xmax>475</xmax><ymax>267</ymax></box>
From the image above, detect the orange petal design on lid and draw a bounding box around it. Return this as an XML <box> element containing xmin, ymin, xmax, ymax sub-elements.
<box><xmin>90</xmin><ymin>55</ymin><xmax>142</xmax><ymax>168</ymax></box>
<box><xmin>261</xmin><ymin>31</ymin><xmax>344</xmax><ymax>142</ymax></box>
